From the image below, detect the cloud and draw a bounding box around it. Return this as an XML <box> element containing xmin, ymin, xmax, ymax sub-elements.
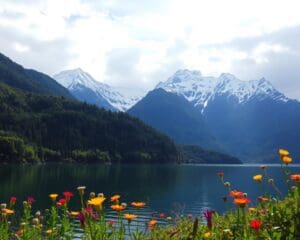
<box><xmin>0</xmin><ymin>0</ymin><xmax>300</xmax><ymax>98</ymax></box>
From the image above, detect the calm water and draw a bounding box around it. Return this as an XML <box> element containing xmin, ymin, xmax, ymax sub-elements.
<box><xmin>1</xmin><ymin>164</ymin><xmax>300</xmax><ymax>230</ymax></box>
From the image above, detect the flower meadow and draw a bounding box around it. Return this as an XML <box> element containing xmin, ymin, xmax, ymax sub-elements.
<box><xmin>0</xmin><ymin>149</ymin><xmax>300</xmax><ymax>239</ymax></box>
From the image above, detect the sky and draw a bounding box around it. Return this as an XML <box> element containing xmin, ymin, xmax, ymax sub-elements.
<box><xmin>1</xmin><ymin>0</ymin><xmax>300</xmax><ymax>98</ymax></box>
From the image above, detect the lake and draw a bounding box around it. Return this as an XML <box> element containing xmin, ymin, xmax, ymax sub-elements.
<box><xmin>1</xmin><ymin>164</ymin><xmax>300</xmax><ymax>231</ymax></box>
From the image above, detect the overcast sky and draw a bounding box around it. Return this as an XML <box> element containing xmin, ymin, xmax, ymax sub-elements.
<box><xmin>1</xmin><ymin>0</ymin><xmax>300</xmax><ymax>98</ymax></box>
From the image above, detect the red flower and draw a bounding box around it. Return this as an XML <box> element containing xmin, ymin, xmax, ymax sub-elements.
<box><xmin>63</xmin><ymin>191</ymin><xmax>73</xmax><ymax>198</ymax></box>
<box><xmin>108</xmin><ymin>220</ymin><xmax>115</xmax><ymax>226</ymax></box>
<box><xmin>217</xmin><ymin>172</ymin><xmax>224</xmax><ymax>177</ymax></box>
<box><xmin>57</xmin><ymin>198</ymin><xmax>67</xmax><ymax>206</ymax></box>
<box><xmin>27</xmin><ymin>197</ymin><xmax>35</xmax><ymax>204</ymax></box>
<box><xmin>249</xmin><ymin>219</ymin><xmax>262</xmax><ymax>230</ymax></box>
<box><xmin>10</xmin><ymin>196</ymin><xmax>17</xmax><ymax>203</ymax></box>
<box><xmin>159</xmin><ymin>213</ymin><xmax>166</xmax><ymax>218</ymax></box>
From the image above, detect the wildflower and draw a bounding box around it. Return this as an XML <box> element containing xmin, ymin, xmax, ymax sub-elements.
<box><xmin>49</xmin><ymin>193</ymin><xmax>58</xmax><ymax>201</ymax></box>
<box><xmin>88</xmin><ymin>196</ymin><xmax>106</xmax><ymax>209</ymax></box>
<box><xmin>253</xmin><ymin>174</ymin><xmax>263</xmax><ymax>182</ymax></box>
<box><xmin>290</xmin><ymin>174</ymin><xmax>300</xmax><ymax>184</ymax></box>
<box><xmin>111</xmin><ymin>204</ymin><xmax>126</xmax><ymax>212</ymax></box>
<box><xmin>27</xmin><ymin>197</ymin><xmax>35</xmax><ymax>204</ymax></box>
<box><xmin>234</xmin><ymin>198</ymin><xmax>251</xmax><ymax>207</ymax></box>
<box><xmin>63</xmin><ymin>191</ymin><xmax>73</xmax><ymax>200</ymax></box>
<box><xmin>217</xmin><ymin>172</ymin><xmax>224</xmax><ymax>177</ymax></box>
<box><xmin>70</xmin><ymin>211</ymin><xmax>80</xmax><ymax>217</ymax></box>
<box><xmin>2</xmin><ymin>208</ymin><xmax>14</xmax><ymax>215</ymax></box>
<box><xmin>148</xmin><ymin>219</ymin><xmax>157</xmax><ymax>230</ymax></box>
<box><xmin>203</xmin><ymin>209</ymin><xmax>214</xmax><ymax>230</ymax></box>
<box><xmin>131</xmin><ymin>201</ymin><xmax>146</xmax><ymax>208</ymax></box>
<box><xmin>46</xmin><ymin>229</ymin><xmax>53</xmax><ymax>235</ymax></box>
<box><xmin>279</xmin><ymin>149</ymin><xmax>289</xmax><ymax>157</ymax></box>
<box><xmin>249</xmin><ymin>219</ymin><xmax>262</xmax><ymax>230</ymax></box>
<box><xmin>110</xmin><ymin>194</ymin><xmax>120</xmax><ymax>202</ymax></box>
<box><xmin>204</xmin><ymin>232</ymin><xmax>211</xmax><ymax>238</ymax></box>
<box><xmin>77</xmin><ymin>186</ymin><xmax>86</xmax><ymax>196</ymax></box>
<box><xmin>160</xmin><ymin>213</ymin><xmax>166</xmax><ymax>218</ymax></box>
<box><xmin>230</xmin><ymin>190</ymin><xmax>244</xmax><ymax>198</ymax></box>
<box><xmin>282</xmin><ymin>156</ymin><xmax>292</xmax><ymax>165</ymax></box>
<box><xmin>166</xmin><ymin>216</ymin><xmax>172</xmax><ymax>221</ymax></box>
<box><xmin>10</xmin><ymin>197</ymin><xmax>17</xmax><ymax>205</ymax></box>
<box><xmin>258</xmin><ymin>196</ymin><xmax>269</xmax><ymax>202</ymax></box>
<box><xmin>124</xmin><ymin>213</ymin><xmax>138</xmax><ymax>223</ymax></box>
<box><xmin>98</xmin><ymin>193</ymin><xmax>104</xmax><ymax>198</ymax></box>
<box><xmin>57</xmin><ymin>198</ymin><xmax>67</xmax><ymax>206</ymax></box>
<box><xmin>248</xmin><ymin>207</ymin><xmax>256</xmax><ymax>212</ymax></box>
<box><xmin>78</xmin><ymin>212</ymin><xmax>85</xmax><ymax>227</ymax></box>
<box><xmin>16</xmin><ymin>229</ymin><xmax>23</xmax><ymax>236</ymax></box>
<box><xmin>1</xmin><ymin>203</ymin><xmax>7</xmax><ymax>209</ymax></box>
<box><xmin>108</xmin><ymin>220</ymin><xmax>115</xmax><ymax>226</ymax></box>
<box><xmin>35</xmin><ymin>211</ymin><xmax>41</xmax><ymax>217</ymax></box>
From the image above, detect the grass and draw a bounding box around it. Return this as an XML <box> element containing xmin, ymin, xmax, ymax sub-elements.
<box><xmin>0</xmin><ymin>149</ymin><xmax>300</xmax><ymax>239</ymax></box>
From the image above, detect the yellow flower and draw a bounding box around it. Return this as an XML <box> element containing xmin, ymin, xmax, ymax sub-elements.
<box><xmin>49</xmin><ymin>193</ymin><xmax>58</xmax><ymax>201</ymax></box>
<box><xmin>110</xmin><ymin>194</ymin><xmax>120</xmax><ymax>202</ymax></box>
<box><xmin>279</xmin><ymin>149</ymin><xmax>289</xmax><ymax>157</ymax></box>
<box><xmin>124</xmin><ymin>213</ymin><xmax>138</xmax><ymax>222</ymax></box>
<box><xmin>2</xmin><ymin>208</ymin><xmax>14</xmax><ymax>215</ymax></box>
<box><xmin>88</xmin><ymin>196</ymin><xmax>106</xmax><ymax>209</ymax></box>
<box><xmin>253</xmin><ymin>174</ymin><xmax>263</xmax><ymax>182</ymax></box>
<box><xmin>248</xmin><ymin>207</ymin><xmax>256</xmax><ymax>212</ymax></box>
<box><xmin>282</xmin><ymin>156</ymin><xmax>292</xmax><ymax>165</ymax></box>
<box><xmin>111</xmin><ymin>204</ymin><xmax>126</xmax><ymax>211</ymax></box>
<box><xmin>148</xmin><ymin>219</ymin><xmax>158</xmax><ymax>230</ymax></box>
<box><xmin>46</xmin><ymin>229</ymin><xmax>53</xmax><ymax>235</ymax></box>
<box><xmin>204</xmin><ymin>232</ymin><xmax>211</xmax><ymax>238</ymax></box>
<box><xmin>70</xmin><ymin>211</ymin><xmax>80</xmax><ymax>217</ymax></box>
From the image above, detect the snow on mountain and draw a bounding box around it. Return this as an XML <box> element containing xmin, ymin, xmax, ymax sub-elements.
<box><xmin>156</xmin><ymin>69</ymin><xmax>289</xmax><ymax>111</ymax></box>
<box><xmin>53</xmin><ymin>68</ymin><xmax>144</xmax><ymax>111</ymax></box>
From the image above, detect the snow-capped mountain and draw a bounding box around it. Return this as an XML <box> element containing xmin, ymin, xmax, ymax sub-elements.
<box><xmin>156</xmin><ymin>69</ymin><xmax>290</xmax><ymax>113</ymax></box>
<box><xmin>53</xmin><ymin>68</ymin><xmax>144</xmax><ymax>111</ymax></box>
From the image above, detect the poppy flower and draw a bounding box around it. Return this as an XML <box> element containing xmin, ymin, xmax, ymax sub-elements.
<box><xmin>249</xmin><ymin>219</ymin><xmax>262</xmax><ymax>230</ymax></box>
<box><xmin>110</xmin><ymin>194</ymin><xmax>120</xmax><ymax>202</ymax></box>
<box><xmin>124</xmin><ymin>213</ymin><xmax>138</xmax><ymax>222</ymax></box>
<box><xmin>111</xmin><ymin>204</ymin><xmax>126</xmax><ymax>211</ymax></box>
<box><xmin>217</xmin><ymin>172</ymin><xmax>224</xmax><ymax>177</ymax></box>
<box><xmin>131</xmin><ymin>201</ymin><xmax>146</xmax><ymax>208</ymax></box>
<box><xmin>230</xmin><ymin>190</ymin><xmax>244</xmax><ymax>198</ymax></box>
<box><xmin>148</xmin><ymin>219</ymin><xmax>158</xmax><ymax>230</ymax></box>
<box><xmin>234</xmin><ymin>197</ymin><xmax>251</xmax><ymax>207</ymax></box>
<box><xmin>57</xmin><ymin>198</ymin><xmax>67</xmax><ymax>206</ymax></box>
<box><xmin>63</xmin><ymin>191</ymin><xmax>73</xmax><ymax>200</ymax></box>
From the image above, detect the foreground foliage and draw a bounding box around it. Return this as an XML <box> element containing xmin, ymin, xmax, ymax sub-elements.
<box><xmin>0</xmin><ymin>149</ymin><xmax>299</xmax><ymax>239</ymax></box>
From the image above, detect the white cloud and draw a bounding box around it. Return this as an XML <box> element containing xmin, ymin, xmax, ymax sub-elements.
<box><xmin>1</xmin><ymin>0</ymin><xmax>300</xmax><ymax>96</ymax></box>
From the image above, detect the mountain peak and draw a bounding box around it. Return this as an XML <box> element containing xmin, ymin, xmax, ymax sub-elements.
<box><xmin>156</xmin><ymin>69</ymin><xmax>290</xmax><ymax>109</ymax></box>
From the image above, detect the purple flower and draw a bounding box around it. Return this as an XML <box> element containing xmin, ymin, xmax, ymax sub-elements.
<box><xmin>203</xmin><ymin>209</ymin><xmax>214</xmax><ymax>230</ymax></box>
<box><xmin>78</xmin><ymin>212</ymin><xmax>85</xmax><ymax>227</ymax></box>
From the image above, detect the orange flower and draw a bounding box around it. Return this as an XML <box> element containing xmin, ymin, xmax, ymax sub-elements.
<box><xmin>253</xmin><ymin>174</ymin><xmax>263</xmax><ymax>182</ymax></box>
<box><xmin>124</xmin><ymin>213</ymin><xmax>138</xmax><ymax>222</ymax></box>
<box><xmin>290</xmin><ymin>174</ymin><xmax>300</xmax><ymax>184</ymax></box>
<box><xmin>111</xmin><ymin>204</ymin><xmax>126</xmax><ymax>212</ymax></box>
<box><xmin>110</xmin><ymin>195</ymin><xmax>120</xmax><ymax>202</ymax></box>
<box><xmin>279</xmin><ymin>149</ymin><xmax>289</xmax><ymax>157</ymax></box>
<box><xmin>230</xmin><ymin>190</ymin><xmax>244</xmax><ymax>198</ymax></box>
<box><xmin>131</xmin><ymin>202</ymin><xmax>146</xmax><ymax>208</ymax></box>
<box><xmin>282</xmin><ymin>156</ymin><xmax>292</xmax><ymax>165</ymax></box>
<box><xmin>234</xmin><ymin>198</ymin><xmax>251</xmax><ymax>207</ymax></box>
<box><xmin>258</xmin><ymin>196</ymin><xmax>269</xmax><ymax>202</ymax></box>
<box><xmin>2</xmin><ymin>208</ymin><xmax>14</xmax><ymax>215</ymax></box>
<box><xmin>148</xmin><ymin>219</ymin><xmax>158</xmax><ymax>230</ymax></box>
